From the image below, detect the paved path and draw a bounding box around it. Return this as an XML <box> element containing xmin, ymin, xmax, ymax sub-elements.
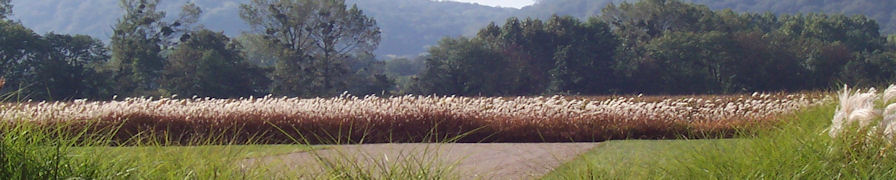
<box><xmin>245</xmin><ymin>143</ymin><xmax>599</xmax><ymax>179</ymax></box>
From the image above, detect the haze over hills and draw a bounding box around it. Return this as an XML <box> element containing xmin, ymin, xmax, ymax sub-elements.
<box><xmin>10</xmin><ymin>0</ymin><xmax>896</xmax><ymax>57</ymax></box>
<box><xmin>10</xmin><ymin>0</ymin><xmax>517</xmax><ymax>57</ymax></box>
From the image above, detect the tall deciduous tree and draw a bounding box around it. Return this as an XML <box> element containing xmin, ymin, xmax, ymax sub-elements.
<box><xmin>413</xmin><ymin>37</ymin><xmax>509</xmax><ymax>96</ymax></box>
<box><xmin>33</xmin><ymin>33</ymin><xmax>112</xmax><ymax>100</ymax></box>
<box><xmin>110</xmin><ymin>0</ymin><xmax>200</xmax><ymax>96</ymax></box>
<box><xmin>161</xmin><ymin>30</ymin><xmax>270</xmax><ymax>98</ymax></box>
<box><xmin>0</xmin><ymin>20</ymin><xmax>42</xmax><ymax>95</ymax></box>
<box><xmin>546</xmin><ymin>16</ymin><xmax>618</xmax><ymax>94</ymax></box>
<box><xmin>0</xmin><ymin>0</ymin><xmax>11</xmax><ymax>20</ymax></box>
<box><xmin>240</xmin><ymin>0</ymin><xmax>381</xmax><ymax>97</ymax></box>
<box><xmin>1</xmin><ymin>20</ymin><xmax>112</xmax><ymax>100</ymax></box>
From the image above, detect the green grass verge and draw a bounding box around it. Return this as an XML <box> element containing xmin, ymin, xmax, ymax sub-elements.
<box><xmin>76</xmin><ymin>144</ymin><xmax>314</xmax><ymax>160</ymax></box>
<box><xmin>546</xmin><ymin>103</ymin><xmax>896</xmax><ymax>179</ymax></box>
<box><xmin>0</xmin><ymin>119</ymin><xmax>320</xmax><ymax>179</ymax></box>
<box><xmin>70</xmin><ymin>144</ymin><xmax>314</xmax><ymax>179</ymax></box>
<box><xmin>541</xmin><ymin>139</ymin><xmax>743</xmax><ymax>179</ymax></box>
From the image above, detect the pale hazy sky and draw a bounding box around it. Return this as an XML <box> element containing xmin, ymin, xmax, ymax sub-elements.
<box><xmin>445</xmin><ymin>0</ymin><xmax>536</xmax><ymax>8</ymax></box>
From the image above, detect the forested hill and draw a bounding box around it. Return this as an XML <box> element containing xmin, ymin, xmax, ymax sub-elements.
<box><xmin>345</xmin><ymin>0</ymin><xmax>516</xmax><ymax>57</ymax></box>
<box><xmin>695</xmin><ymin>0</ymin><xmax>896</xmax><ymax>33</ymax></box>
<box><xmin>373</xmin><ymin>0</ymin><xmax>896</xmax><ymax>56</ymax></box>
<box><xmin>10</xmin><ymin>0</ymin><xmax>896</xmax><ymax>57</ymax></box>
<box><xmin>525</xmin><ymin>0</ymin><xmax>896</xmax><ymax>34</ymax></box>
<box><xmin>374</xmin><ymin>0</ymin><xmax>896</xmax><ymax>56</ymax></box>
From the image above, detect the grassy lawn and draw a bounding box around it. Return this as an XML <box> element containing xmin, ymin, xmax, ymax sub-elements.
<box><xmin>546</xmin><ymin>103</ymin><xmax>896</xmax><ymax>179</ymax></box>
<box><xmin>542</xmin><ymin>139</ymin><xmax>743</xmax><ymax>179</ymax></box>
<box><xmin>66</xmin><ymin>144</ymin><xmax>316</xmax><ymax>179</ymax></box>
<box><xmin>75</xmin><ymin>144</ymin><xmax>315</xmax><ymax>160</ymax></box>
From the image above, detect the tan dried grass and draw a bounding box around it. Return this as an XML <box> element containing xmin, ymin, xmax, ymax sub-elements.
<box><xmin>0</xmin><ymin>93</ymin><xmax>824</xmax><ymax>144</ymax></box>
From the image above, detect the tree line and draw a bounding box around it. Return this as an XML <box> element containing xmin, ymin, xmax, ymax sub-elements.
<box><xmin>410</xmin><ymin>0</ymin><xmax>896</xmax><ymax>96</ymax></box>
<box><xmin>2</xmin><ymin>0</ymin><xmax>896</xmax><ymax>101</ymax></box>
<box><xmin>525</xmin><ymin>0</ymin><xmax>896</xmax><ymax>34</ymax></box>
<box><xmin>1</xmin><ymin>0</ymin><xmax>390</xmax><ymax>100</ymax></box>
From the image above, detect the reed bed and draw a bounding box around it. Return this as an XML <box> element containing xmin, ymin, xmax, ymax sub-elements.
<box><xmin>0</xmin><ymin>93</ymin><xmax>824</xmax><ymax>144</ymax></box>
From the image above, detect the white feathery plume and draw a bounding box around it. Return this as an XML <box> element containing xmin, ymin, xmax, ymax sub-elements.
<box><xmin>830</xmin><ymin>86</ymin><xmax>880</xmax><ymax>137</ymax></box>
<box><xmin>884</xmin><ymin>84</ymin><xmax>896</xmax><ymax>103</ymax></box>
<box><xmin>882</xmin><ymin>104</ymin><xmax>896</xmax><ymax>138</ymax></box>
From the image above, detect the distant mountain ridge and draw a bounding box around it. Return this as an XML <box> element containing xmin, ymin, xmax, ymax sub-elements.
<box><xmin>10</xmin><ymin>0</ymin><xmax>896</xmax><ymax>57</ymax></box>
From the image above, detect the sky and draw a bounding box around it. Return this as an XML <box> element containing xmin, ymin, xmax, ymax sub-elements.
<box><xmin>445</xmin><ymin>0</ymin><xmax>536</xmax><ymax>8</ymax></box>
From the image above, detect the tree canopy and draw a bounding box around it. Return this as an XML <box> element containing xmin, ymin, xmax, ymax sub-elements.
<box><xmin>240</xmin><ymin>0</ymin><xmax>383</xmax><ymax>97</ymax></box>
<box><xmin>161</xmin><ymin>30</ymin><xmax>270</xmax><ymax>98</ymax></box>
<box><xmin>411</xmin><ymin>0</ymin><xmax>896</xmax><ymax>95</ymax></box>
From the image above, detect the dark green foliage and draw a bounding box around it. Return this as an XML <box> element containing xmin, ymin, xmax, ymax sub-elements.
<box><xmin>109</xmin><ymin>0</ymin><xmax>167</xmax><ymax>96</ymax></box>
<box><xmin>411</xmin><ymin>0</ymin><xmax>896</xmax><ymax>95</ymax></box>
<box><xmin>32</xmin><ymin>34</ymin><xmax>113</xmax><ymax>100</ymax></box>
<box><xmin>688</xmin><ymin>0</ymin><xmax>896</xmax><ymax>34</ymax></box>
<box><xmin>0</xmin><ymin>0</ymin><xmax>10</xmax><ymax>20</ymax></box>
<box><xmin>410</xmin><ymin>16</ymin><xmax>618</xmax><ymax>96</ymax></box>
<box><xmin>0</xmin><ymin>20</ymin><xmax>43</xmax><ymax>96</ymax></box>
<box><xmin>528</xmin><ymin>0</ymin><xmax>896</xmax><ymax>34</ymax></box>
<box><xmin>240</xmin><ymin>0</ymin><xmax>382</xmax><ymax>97</ymax></box>
<box><xmin>842</xmin><ymin>50</ymin><xmax>896</xmax><ymax>86</ymax></box>
<box><xmin>345</xmin><ymin>54</ymin><xmax>395</xmax><ymax>96</ymax></box>
<box><xmin>109</xmin><ymin>0</ymin><xmax>201</xmax><ymax>97</ymax></box>
<box><xmin>546</xmin><ymin>17</ymin><xmax>618</xmax><ymax>94</ymax></box>
<box><xmin>161</xmin><ymin>30</ymin><xmax>270</xmax><ymax>98</ymax></box>
<box><xmin>610</xmin><ymin>0</ymin><xmax>888</xmax><ymax>93</ymax></box>
<box><xmin>412</xmin><ymin>15</ymin><xmax>619</xmax><ymax>96</ymax></box>
<box><xmin>411</xmin><ymin>37</ymin><xmax>511</xmax><ymax>96</ymax></box>
<box><xmin>0</xmin><ymin>20</ymin><xmax>112</xmax><ymax>100</ymax></box>
<box><xmin>352</xmin><ymin>0</ymin><xmax>896</xmax><ymax>57</ymax></box>
<box><xmin>382</xmin><ymin>57</ymin><xmax>424</xmax><ymax>94</ymax></box>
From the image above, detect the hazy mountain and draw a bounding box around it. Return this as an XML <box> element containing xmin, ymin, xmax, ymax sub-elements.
<box><xmin>347</xmin><ymin>0</ymin><xmax>516</xmax><ymax>56</ymax></box>
<box><xmin>10</xmin><ymin>0</ymin><xmax>248</xmax><ymax>41</ymax></box>
<box><xmin>9</xmin><ymin>0</ymin><xmax>896</xmax><ymax>58</ymax></box>
<box><xmin>525</xmin><ymin>0</ymin><xmax>896</xmax><ymax>34</ymax></box>
<box><xmin>10</xmin><ymin>0</ymin><xmax>514</xmax><ymax>57</ymax></box>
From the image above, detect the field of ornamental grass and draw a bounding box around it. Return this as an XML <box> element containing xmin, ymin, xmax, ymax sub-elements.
<box><xmin>11</xmin><ymin>83</ymin><xmax>896</xmax><ymax>179</ymax></box>
<box><xmin>0</xmin><ymin>93</ymin><xmax>823</xmax><ymax>144</ymax></box>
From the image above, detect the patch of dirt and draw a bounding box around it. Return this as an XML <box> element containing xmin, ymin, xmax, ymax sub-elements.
<box><xmin>244</xmin><ymin>143</ymin><xmax>598</xmax><ymax>179</ymax></box>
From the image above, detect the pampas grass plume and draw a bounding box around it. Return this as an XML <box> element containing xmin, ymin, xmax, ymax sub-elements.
<box><xmin>881</xmin><ymin>104</ymin><xmax>896</xmax><ymax>138</ymax></box>
<box><xmin>884</xmin><ymin>85</ymin><xmax>896</xmax><ymax>103</ymax></box>
<box><xmin>830</xmin><ymin>86</ymin><xmax>880</xmax><ymax>137</ymax></box>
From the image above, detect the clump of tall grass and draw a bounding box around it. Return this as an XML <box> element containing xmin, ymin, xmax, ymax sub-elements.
<box><xmin>0</xmin><ymin>117</ymin><xmax>283</xmax><ymax>179</ymax></box>
<box><xmin>0</xmin><ymin>87</ymin><xmax>109</xmax><ymax>179</ymax></box>
<box><xmin>653</xmin><ymin>86</ymin><xmax>896</xmax><ymax>179</ymax></box>
<box><xmin>829</xmin><ymin>86</ymin><xmax>880</xmax><ymax>137</ymax></box>
<box><xmin>0</xmin><ymin>93</ymin><xmax>823</xmax><ymax>144</ymax></box>
<box><xmin>881</xmin><ymin>85</ymin><xmax>896</xmax><ymax>138</ymax></box>
<box><xmin>279</xmin><ymin>144</ymin><xmax>461</xmax><ymax>180</ymax></box>
<box><xmin>829</xmin><ymin>84</ymin><xmax>896</xmax><ymax>139</ymax></box>
<box><xmin>242</xmin><ymin>123</ymin><xmax>472</xmax><ymax>180</ymax></box>
<box><xmin>0</xmin><ymin>120</ymin><xmax>112</xmax><ymax>179</ymax></box>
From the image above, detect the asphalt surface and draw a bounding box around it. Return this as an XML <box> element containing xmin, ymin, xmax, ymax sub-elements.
<box><xmin>245</xmin><ymin>143</ymin><xmax>599</xmax><ymax>179</ymax></box>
